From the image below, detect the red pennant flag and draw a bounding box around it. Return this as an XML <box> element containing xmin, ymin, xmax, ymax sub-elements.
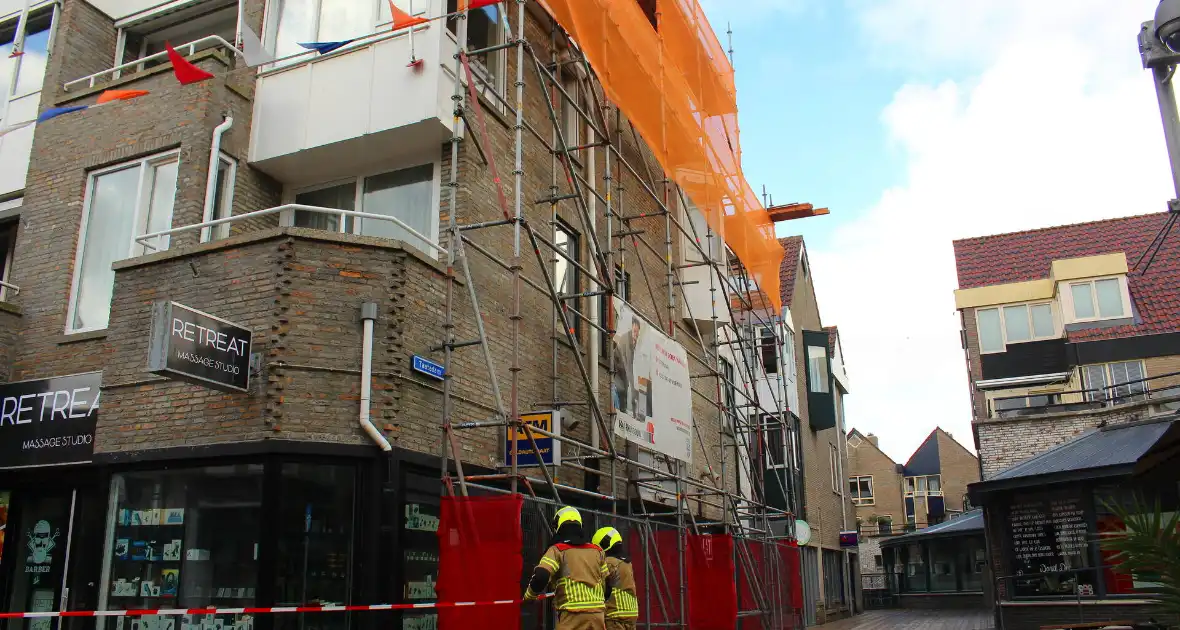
<box><xmin>96</xmin><ymin>89</ymin><xmax>150</xmax><ymax>104</ymax></box>
<box><xmin>460</xmin><ymin>0</ymin><xmax>501</xmax><ymax>9</ymax></box>
<box><xmin>389</xmin><ymin>0</ymin><xmax>428</xmax><ymax>29</ymax></box>
<box><xmin>165</xmin><ymin>42</ymin><xmax>214</xmax><ymax>85</ymax></box>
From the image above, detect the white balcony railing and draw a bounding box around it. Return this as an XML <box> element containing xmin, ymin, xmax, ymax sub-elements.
<box><xmin>133</xmin><ymin>203</ymin><xmax>447</xmax><ymax>256</ymax></box>
<box><xmin>63</xmin><ymin>36</ymin><xmax>243</xmax><ymax>91</ymax></box>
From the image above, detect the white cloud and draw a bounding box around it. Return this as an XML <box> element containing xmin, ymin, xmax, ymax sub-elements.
<box><xmin>807</xmin><ymin>0</ymin><xmax>1174</xmax><ymax>463</ymax></box>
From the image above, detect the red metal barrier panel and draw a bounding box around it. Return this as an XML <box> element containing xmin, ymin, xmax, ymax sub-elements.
<box><xmin>779</xmin><ymin>542</ymin><xmax>803</xmax><ymax>615</ymax></box>
<box><xmin>687</xmin><ymin>534</ymin><xmax>737</xmax><ymax>630</ymax></box>
<box><xmin>437</xmin><ymin>495</ymin><xmax>523</xmax><ymax>630</ymax></box>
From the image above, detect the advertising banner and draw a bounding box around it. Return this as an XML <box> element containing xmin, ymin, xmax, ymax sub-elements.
<box><xmin>148</xmin><ymin>301</ymin><xmax>253</xmax><ymax>392</ymax></box>
<box><xmin>0</xmin><ymin>372</ymin><xmax>101</xmax><ymax>468</ymax></box>
<box><xmin>609</xmin><ymin>298</ymin><xmax>693</xmax><ymax>463</ymax></box>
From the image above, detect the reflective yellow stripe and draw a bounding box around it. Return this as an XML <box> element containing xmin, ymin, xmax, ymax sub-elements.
<box><xmin>557</xmin><ymin>577</ymin><xmax>605</xmax><ymax>611</ymax></box>
<box><xmin>540</xmin><ymin>557</ymin><xmax>560</xmax><ymax>571</ymax></box>
<box><xmin>600</xmin><ymin>563</ymin><xmax>610</xmax><ymax>577</ymax></box>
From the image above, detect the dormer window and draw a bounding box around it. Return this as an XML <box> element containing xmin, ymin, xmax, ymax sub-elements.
<box><xmin>976</xmin><ymin>302</ymin><xmax>1056</xmax><ymax>354</ymax></box>
<box><xmin>1067</xmin><ymin>277</ymin><xmax>1127</xmax><ymax>322</ymax></box>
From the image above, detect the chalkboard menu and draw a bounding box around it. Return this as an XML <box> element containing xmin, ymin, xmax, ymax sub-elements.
<box><xmin>1008</xmin><ymin>492</ymin><xmax>1095</xmax><ymax>597</ymax></box>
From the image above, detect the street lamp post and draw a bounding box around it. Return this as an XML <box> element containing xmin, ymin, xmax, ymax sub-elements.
<box><xmin>1140</xmin><ymin>0</ymin><xmax>1180</xmax><ymax>207</ymax></box>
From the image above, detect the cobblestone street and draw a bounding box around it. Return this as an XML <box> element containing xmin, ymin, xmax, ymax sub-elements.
<box><xmin>821</xmin><ymin>610</ymin><xmax>995</xmax><ymax>630</ymax></box>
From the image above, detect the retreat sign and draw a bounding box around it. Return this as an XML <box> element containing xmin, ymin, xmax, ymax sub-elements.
<box><xmin>149</xmin><ymin>301</ymin><xmax>253</xmax><ymax>392</ymax></box>
<box><xmin>0</xmin><ymin>372</ymin><xmax>101</xmax><ymax>468</ymax></box>
<box><xmin>609</xmin><ymin>298</ymin><xmax>693</xmax><ymax>463</ymax></box>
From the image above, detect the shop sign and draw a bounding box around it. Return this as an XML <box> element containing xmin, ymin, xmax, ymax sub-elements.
<box><xmin>839</xmin><ymin>530</ymin><xmax>859</xmax><ymax>548</ymax></box>
<box><xmin>505</xmin><ymin>411</ymin><xmax>561</xmax><ymax>468</ymax></box>
<box><xmin>0</xmin><ymin>372</ymin><xmax>101</xmax><ymax>468</ymax></box>
<box><xmin>149</xmin><ymin>301</ymin><xmax>253</xmax><ymax>392</ymax></box>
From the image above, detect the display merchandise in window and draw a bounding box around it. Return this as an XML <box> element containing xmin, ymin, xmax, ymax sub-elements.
<box><xmin>99</xmin><ymin>466</ymin><xmax>264</xmax><ymax>630</ymax></box>
<box><xmin>401</xmin><ymin>471</ymin><xmax>440</xmax><ymax>630</ymax></box>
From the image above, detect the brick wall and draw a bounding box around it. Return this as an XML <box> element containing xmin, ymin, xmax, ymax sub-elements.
<box><xmin>0</xmin><ymin>305</ymin><xmax>18</xmax><ymax>382</ymax></box>
<box><xmin>936</xmin><ymin>429</ymin><xmax>980</xmax><ymax>512</ymax></box>
<box><xmin>847</xmin><ymin>436</ymin><xmax>904</xmax><ymax>527</ymax></box>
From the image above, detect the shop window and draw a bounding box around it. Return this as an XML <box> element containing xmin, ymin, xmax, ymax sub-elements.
<box><xmin>400</xmin><ymin>470</ymin><xmax>441</xmax><ymax>630</ymax></box>
<box><xmin>1</xmin><ymin>9</ymin><xmax>54</xmax><ymax>96</ymax></box>
<box><xmin>554</xmin><ymin>219</ymin><xmax>581</xmax><ymax>337</ymax></box>
<box><xmin>119</xmin><ymin>1</ymin><xmax>235</xmax><ymax>72</ymax></box>
<box><xmin>1094</xmin><ymin>485</ymin><xmax>1180</xmax><ymax>597</ymax></box>
<box><xmin>0</xmin><ymin>220</ymin><xmax>16</xmax><ymax>302</ymax></box>
<box><xmin>274</xmin><ymin>464</ymin><xmax>356</xmax><ymax>630</ymax></box>
<box><xmin>962</xmin><ymin>537</ymin><xmax>986</xmax><ymax>592</ymax></box>
<box><xmin>903</xmin><ymin>544</ymin><xmax>927</xmax><ymax>592</ymax></box>
<box><xmin>68</xmin><ymin>151</ymin><xmax>180</xmax><ymax>333</ymax></box>
<box><xmin>99</xmin><ymin>466</ymin><xmax>264</xmax><ymax>630</ymax></box>
<box><xmin>929</xmin><ymin>540</ymin><xmax>958</xmax><ymax>592</ymax></box>
<box><xmin>293</xmin><ymin>164</ymin><xmax>437</xmax><ymax>255</ymax></box>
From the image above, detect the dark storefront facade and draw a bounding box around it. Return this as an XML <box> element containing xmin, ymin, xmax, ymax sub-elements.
<box><xmin>970</xmin><ymin>417</ymin><xmax>1180</xmax><ymax>630</ymax></box>
<box><xmin>880</xmin><ymin>510</ymin><xmax>989</xmax><ymax>611</ymax></box>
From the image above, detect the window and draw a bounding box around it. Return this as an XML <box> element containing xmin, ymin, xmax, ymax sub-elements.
<box><xmin>634</xmin><ymin>0</ymin><xmax>658</xmax><ymax>29</ymax></box>
<box><xmin>1083</xmin><ymin>361</ymin><xmax>1146</xmax><ymax>404</ymax></box>
<box><xmin>766</xmin><ymin>421</ymin><xmax>786</xmax><ymax>469</ymax></box>
<box><xmin>849</xmin><ymin>476</ymin><xmax>874</xmax><ymax>505</ymax></box>
<box><xmin>683</xmin><ymin>197</ymin><xmax>722</xmax><ymax>264</ymax></box>
<box><xmin>904</xmin><ymin>475</ymin><xmax>942</xmax><ymax>497</ymax></box>
<box><xmin>829</xmin><ymin>443</ymin><xmax>839</xmax><ymax>493</ymax></box>
<box><xmin>1069</xmin><ymin>277</ymin><xmax>1127</xmax><ymax>322</ymax></box>
<box><xmin>874</xmin><ymin>554</ymin><xmax>883</xmax><ymax>568</ymax></box>
<box><xmin>807</xmin><ymin>343</ymin><xmax>829</xmax><ymax>393</ymax></box>
<box><xmin>68</xmin><ymin>152</ymin><xmax>180</xmax><ymax>333</ymax></box>
<box><xmin>292</xmin><ymin>164</ymin><xmax>437</xmax><ymax>252</ymax></box>
<box><xmin>993</xmin><ymin>392</ymin><xmax>1059</xmax><ymax>415</ymax></box>
<box><xmin>600</xmin><ymin>267</ymin><xmax>630</xmax><ymax>349</ymax></box>
<box><xmin>976</xmin><ymin>302</ymin><xmax>1055</xmax><ymax>353</ymax></box>
<box><xmin>760</xmin><ymin>327</ymin><xmax>779</xmax><ymax>375</ymax></box>
<box><xmin>560</xmin><ymin>75</ymin><xmax>586</xmax><ymax>163</ymax></box>
<box><xmin>119</xmin><ymin>2</ymin><xmax>235</xmax><ymax>71</ymax></box>
<box><xmin>1</xmin><ymin>9</ymin><xmax>53</xmax><ymax>97</ymax></box>
<box><xmin>720</xmin><ymin>356</ymin><xmax>736</xmax><ymax>414</ymax></box>
<box><xmin>201</xmin><ymin>153</ymin><xmax>236</xmax><ymax>242</ymax></box>
<box><xmin>877</xmin><ymin>516</ymin><xmax>893</xmax><ymax>535</ymax></box>
<box><xmin>554</xmin><ymin>220</ymin><xmax>581</xmax><ymax>337</ymax></box>
<box><xmin>446</xmin><ymin>0</ymin><xmax>505</xmax><ymax>89</ymax></box>
<box><xmin>272</xmin><ymin>0</ymin><xmax>380</xmax><ymax>62</ymax></box>
<box><xmin>0</xmin><ymin>220</ymin><xmax>15</xmax><ymax>302</ymax></box>
<box><xmin>0</xmin><ymin>491</ymin><xmax>8</xmax><ymax>565</ymax></box>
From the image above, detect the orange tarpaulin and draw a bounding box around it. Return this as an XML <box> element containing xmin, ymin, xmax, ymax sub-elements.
<box><xmin>541</xmin><ymin>0</ymin><xmax>783</xmax><ymax>311</ymax></box>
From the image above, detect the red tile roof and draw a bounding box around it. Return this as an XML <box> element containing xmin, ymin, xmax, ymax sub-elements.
<box><xmin>953</xmin><ymin>213</ymin><xmax>1180</xmax><ymax>342</ymax></box>
<box><xmin>778</xmin><ymin>236</ymin><xmax>804</xmax><ymax>308</ymax></box>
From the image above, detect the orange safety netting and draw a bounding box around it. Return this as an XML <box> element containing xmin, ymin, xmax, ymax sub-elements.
<box><xmin>541</xmin><ymin>0</ymin><xmax>783</xmax><ymax>311</ymax></box>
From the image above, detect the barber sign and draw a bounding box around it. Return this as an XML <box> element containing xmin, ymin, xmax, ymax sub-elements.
<box><xmin>148</xmin><ymin>301</ymin><xmax>253</xmax><ymax>392</ymax></box>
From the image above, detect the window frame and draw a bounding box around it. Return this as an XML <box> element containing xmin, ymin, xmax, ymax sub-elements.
<box><xmin>1063</xmin><ymin>276</ymin><xmax>1131</xmax><ymax>324</ymax></box>
<box><xmin>0</xmin><ymin>220</ymin><xmax>15</xmax><ymax>302</ymax></box>
<box><xmin>829</xmin><ymin>443</ymin><xmax>839</xmax><ymax>494</ymax></box>
<box><xmin>849</xmin><ymin>475</ymin><xmax>874</xmax><ymax>506</ymax></box>
<box><xmin>201</xmin><ymin>152</ymin><xmax>237</xmax><ymax>243</ymax></box>
<box><xmin>806</xmin><ymin>342</ymin><xmax>829</xmax><ymax>394</ymax></box>
<box><xmin>443</xmin><ymin>0</ymin><xmax>508</xmax><ymax>98</ymax></box>
<box><xmin>719</xmin><ymin>355</ymin><xmax>736</xmax><ymax>415</ymax></box>
<box><xmin>114</xmin><ymin>0</ymin><xmax>236</xmax><ymax>76</ymax></box>
<box><xmin>2</xmin><ymin>5</ymin><xmax>57</xmax><ymax>100</ymax></box>
<box><xmin>679</xmin><ymin>192</ymin><xmax>724</xmax><ymax>266</ymax></box>
<box><xmin>904</xmin><ymin>475</ymin><xmax>943</xmax><ymax>498</ymax></box>
<box><xmin>975</xmin><ymin>300</ymin><xmax>1058</xmax><ymax>355</ymax></box>
<box><xmin>1083</xmin><ymin>360</ymin><xmax>1147</xmax><ymax>403</ymax></box>
<box><xmin>285</xmin><ymin>159</ymin><xmax>441</xmax><ymax>253</ymax></box>
<box><xmin>600</xmin><ymin>266</ymin><xmax>630</xmax><ymax>351</ymax></box>
<box><xmin>262</xmin><ymin>0</ymin><xmax>392</xmax><ymax>67</ymax></box>
<box><xmin>66</xmin><ymin>150</ymin><xmax>181</xmax><ymax>334</ymax></box>
<box><xmin>553</xmin><ymin>218</ymin><xmax>581</xmax><ymax>338</ymax></box>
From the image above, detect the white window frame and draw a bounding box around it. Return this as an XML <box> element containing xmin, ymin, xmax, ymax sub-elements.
<box><xmin>284</xmin><ymin>159</ymin><xmax>442</xmax><ymax>255</ymax></box>
<box><xmin>904</xmin><ymin>474</ymin><xmax>943</xmax><ymax>498</ymax></box>
<box><xmin>1062</xmin><ymin>276</ymin><xmax>1132</xmax><ymax>324</ymax></box>
<box><xmin>849</xmin><ymin>475</ymin><xmax>874</xmax><ymax>506</ymax></box>
<box><xmin>261</xmin><ymin>0</ymin><xmax>393</xmax><ymax>67</ymax></box>
<box><xmin>201</xmin><ymin>152</ymin><xmax>237</xmax><ymax>243</ymax></box>
<box><xmin>0</xmin><ymin>219</ymin><xmax>15</xmax><ymax>302</ymax></box>
<box><xmin>1082</xmin><ymin>360</ymin><xmax>1147</xmax><ymax>403</ymax></box>
<box><xmin>2</xmin><ymin>4</ymin><xmax>58</xmax><ymax>101</ymax></box>
<box><xmin>442</xmin><ymin>0</ymin><xmax>508</xmax><ymax>101</ymax></box>
<box><xmin>975</xmin><ymin>300</ymin><xmax>1058</xmax><ymax>354</ymax></box>
<box><xmin>66</xmin><ymin>150</ymin><xmax>181</xmax><ymax>334</ymax></box>
<box><xmin>829</xmin><ymin>443</ymin><xmax>839</xmax><ymax>494</ymax></box>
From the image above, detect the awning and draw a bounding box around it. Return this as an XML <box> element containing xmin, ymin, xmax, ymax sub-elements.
<box><xmin>969</xmin><ymin>417</ymin><xmax>1179</xmax><ymax>501</ymax></box>
<box><xmin>880</xmin><ymin>510</ymin><xmax>984</xmax><ymax>547</ymax></box>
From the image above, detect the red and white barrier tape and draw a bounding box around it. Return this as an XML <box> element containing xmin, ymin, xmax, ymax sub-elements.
<box><xmin>0</xmin><ymin>595</ymin><xmax>554</xmax><ymax>620</ymax></box>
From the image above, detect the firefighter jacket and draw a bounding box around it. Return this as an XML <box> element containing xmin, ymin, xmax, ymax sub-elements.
<box><xmin>604</xmin><ymin>556</ymin><xmax>638</xmax><ymax>619</ymax></box>
<box><xmin>537</xmin><ymin>543</ymin><xmax>610</xmax><ymax>612</ymax></box>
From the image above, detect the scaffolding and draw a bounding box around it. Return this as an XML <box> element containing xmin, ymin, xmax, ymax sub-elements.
<box><xmin>433</xmin><ymin>1</ymin><xmax>806</xmax><ymax>628</ymax></box>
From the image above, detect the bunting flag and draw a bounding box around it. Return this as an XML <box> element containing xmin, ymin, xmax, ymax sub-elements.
<box><xmin>96</xmin><ymin>89</ymin><xmax>149</xmax><ymax>104</ymax></box>
<box><xmin>37</xmin><ymin>105</ymin><xmax>88</xmax><ymax>122</ymax></box>
<box><xmin>460</xmin><ymin>0</ymin><xmax>501</xmax><ymax>10</ymax></box>
<box><xmin>389</xmin><ymin>1</ymin><xmax>429</xmax><ymax>29</ymax></box>
<box><xmin>165</xmin><ymin>42</ymin><xmax>215</xmax><ymax>85</ymax></box>
<box><xmin>0</xmin><ymin>120</ymin><xmax>34</xmax><ymax>138</ymax></box>
<box><xmin>240</xmin><ymin>24</ymin><xmax>275</xmax><ymax>66</ymax></box>
<box><xmin>297</xmin><ymin>40</ymin><xmax>354</xmax><ymax>55</ymax></box>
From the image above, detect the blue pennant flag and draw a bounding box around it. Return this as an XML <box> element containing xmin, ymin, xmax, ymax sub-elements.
<box><xmin>37</xmin><ymin>105</ymin><xmax>88</xmax><ymax>122</ymax></box>
<box><xmin>297</xmin><ymin>40</ymin><xmax>354</xmax><ymax>55</ymax></box>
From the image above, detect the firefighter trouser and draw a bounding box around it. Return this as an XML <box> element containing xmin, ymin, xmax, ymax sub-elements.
<box><xmin>557</xmin><ymin>610</ymin><xmax>605</xmax><ymax>630</ymax></box>
<box><xmin>605</xmin><ymin>618</ymin><xmax>637</xmax><ymax>630</ymax></box>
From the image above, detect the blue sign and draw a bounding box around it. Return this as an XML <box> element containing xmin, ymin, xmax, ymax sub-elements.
<box><xmin>506</xmin><ymin>411</ymin><xmax>561</xmax><ymax>467</ymax></box>
<box><xmin>412</xmin><ymin>355</ymin><xmax>445</xmax><ymax>380</ymax></box>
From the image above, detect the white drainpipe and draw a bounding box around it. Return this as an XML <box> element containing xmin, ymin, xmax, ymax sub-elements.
<box><xmin>360</xmin><ymin>302</ymin><xmax>393</xmax><ymax>451</ymax></box>
<box><xmin>201</xmin><ymin>115</ymin><xmax>234</xmax><ymax>243</ymax></box>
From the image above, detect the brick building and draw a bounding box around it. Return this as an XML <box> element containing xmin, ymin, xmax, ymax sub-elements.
<box><xmin>0</xmin><ymin>0</ymin><xmax>815</xmax><ymax>628</ymax></box>
<box><xmin>954</xmin><ymin>214</ymin><xmax>1180</xmax><ymax>629</ymax></box>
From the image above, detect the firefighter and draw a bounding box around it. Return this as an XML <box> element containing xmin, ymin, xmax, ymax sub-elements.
<box><xmin>524</xmin><ymin>506</ymin><xmax>610</xmax><ymax>630</ymax></box>
<box><xmin>593</xmin><ymin>526</ymin><xmax>638</xmax><ymax>630</ymax></box>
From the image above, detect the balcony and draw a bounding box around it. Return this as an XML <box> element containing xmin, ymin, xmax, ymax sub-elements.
<box><xmin>249</xmin><ymin>21</ymin><xmax>455</xmax><ymax>183</ymax></box>
<box><xmin>989</xmin><ymin>371</ymin><xmax>1180</xmax><ymax>419</ymax></box>
<box><xmin>678</xmin><ymin>264</ymin><xmax>733</xmax><ymax>331</ymax></box>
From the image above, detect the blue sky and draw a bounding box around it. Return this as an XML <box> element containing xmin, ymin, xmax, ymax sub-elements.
<box><xmin>700</xmin><ymin>0</ymin><xmax>1175</xmax><ymax>462</ymax></box>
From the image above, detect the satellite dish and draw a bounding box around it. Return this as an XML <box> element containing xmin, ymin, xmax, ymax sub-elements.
<box><xmin>795</xmin><ymin>519</ymin><xmax>812</xmax><ymax>546</ymax></box>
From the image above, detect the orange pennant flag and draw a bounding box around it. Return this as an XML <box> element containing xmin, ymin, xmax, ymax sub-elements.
<box><xmin>96</xmin><ymin>89</ymin><xmax>150</xmax><ymax>104</ymax></box>
<box><xmin>389</xmin><ymin>0</ymin><xmax>428</xmax><ymax>29</ymax></box>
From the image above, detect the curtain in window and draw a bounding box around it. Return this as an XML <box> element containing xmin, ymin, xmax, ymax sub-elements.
<box><xmin>1109</xmin><ymin>361</ymin><xmax>1145</xmax><ymax>401</ymax></box>
<box><xmin>73</xmin><ymin>167</ymin><xmax>143</xmax><ymax>331</ymax></box>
